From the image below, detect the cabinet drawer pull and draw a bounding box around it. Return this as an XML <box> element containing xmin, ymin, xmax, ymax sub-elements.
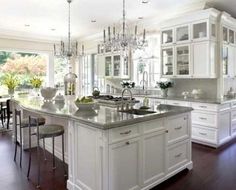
<box><xmin>199</xmin><ymin>106</ymin><xmax>207</xmax><ymax>108</ymax></box>
<box><xmin>175</xmin><ymin>126</ymin><xmax>182</xmax><ymax>130</ymax></box>
<box><xmin>199</xmin><ymin>117</ymin><xmax>207</xmax><ymax>120</ymax></box>
<box><xmin>120</xmin><ymin>130</ymin><xmax>132</xmax><ymax>135</ymax></box>
<box><xmin>199</xmin><ymin>132</ymin><xmax>207</xmax><ymax>136</ymax></box>
<box><xmin>175</xmin><ymin>153</ymin><xmax>182</xmax><ymax>158</ymax></box>
<box><xmin>125</xmin><ymin>141</ymin><xmax>130</xmax><ymax>145</ymax></box>
<box><xmin>184</xmin><ymin>117</ymin><xmax>187</xmax><ymax>120</ymax></box>
<box><xmin>166</xmin><ymin>130</ymin><xmax>169</xmax><ymax>133</ymax></box>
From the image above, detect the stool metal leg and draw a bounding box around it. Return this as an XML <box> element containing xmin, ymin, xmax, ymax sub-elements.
<box><xmin>62</xmin><ymin>133</ymin><xmax>67</xmax><ymax>177</ymax></box>
<box><xmin>43</xmin><ymin>138</ymin><xmax>47</xmax><ymax>161</ymax></box>
<box><xmin>27</xmin><ymin>124</ymin><xmax>31</xmax><ymax>179</ymax></box>
<box><xmin>19</xmin><ymin>127</ymin><xmax>22</xmax><ymax>168</ymax></box>
<box><xmin>37</xmin><ymin>135</ymin><xmax>40</xmax><ymax>188</ymax></box>
<box><xmin>52</xmin><ymin>136</ymin><xmax>56</xmax><ymax>170</ymax></box>
<box><xmin>13</xmin><ymin>113</ymin><xmax>17</xmax><ymax>162</ymax></box>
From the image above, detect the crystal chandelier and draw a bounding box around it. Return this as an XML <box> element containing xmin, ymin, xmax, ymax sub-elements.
<box><xmin>99</xmin><ymin>0</ymin><xmax>148</xmax><ymax>53</ymax></box>
<box><xmin>53</xmin><ymin>0</ymin><xmax>80</xmax><ymax>59</ymax></box>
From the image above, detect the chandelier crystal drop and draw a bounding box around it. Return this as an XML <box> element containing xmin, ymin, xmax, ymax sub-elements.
<box><xmin>99</xmin><ymin>0</ymin><xmax>148</xmax><ymax>53</ymax></box>
<box><xmin>54</xmin><ymin>0</ymin><xmax>84</xmax><ymax>59</ymax></box>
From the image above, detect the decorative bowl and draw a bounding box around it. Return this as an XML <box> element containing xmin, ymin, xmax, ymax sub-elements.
<box><xmin>40</xmin><ymin>87</ymin><xmax>57</xmax><ymax>101</ymax></box>
<box><xmin>74</xmin><ymin>101</ymin><xmax>94</xmax><ymax>110</ymax></box>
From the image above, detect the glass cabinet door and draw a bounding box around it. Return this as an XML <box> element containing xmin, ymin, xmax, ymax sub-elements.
<box><xmin>176</xmin><ymin>26</ymin><xmax>189</xmax><ymax>42</ymax></box>
<box><xmin>211</xmin><ymin>23</ymin><xmax>216</xmax><ymax>38</ymax></box>
<box><xmin>222</xmin><ymin>46</ymin><xmax>228</xmax><ymax>75</ymax></box>
<box><xmin>162</xmin><ymin>29</ymin><xmax>173</xmax><ymax>44</ymax></box>
<box><xmin>105</xmin><ymin>56</ymin><xmax>112</xmax><ymax>76</ymax></box>
<box><xmin>193</xmin><ymin>22</ymin><xmax>207</xmax><ymax>40</ymax></box>
<box><xmin>162</xmin><ymin>48</ymin><xmax>173</xmax><ymax>76</ymax></box>
<box><xmin>229</xmin><ymin>29</ymin><xmax>234</xmax><ymax>44</ymax></box>
<box><xmin>176</xmin><ymin>46</ymin><xmax>190</xmax><ymax>76</ymax></box>
<box><xmin>123</xmin><ymin>56</ymin><xmax>129</xmax><ymax>76</ymax></box>
<box><xmin>223</xmin><ymin>27</ymin><xmax>228</xmax><ymax>43</ymax></box>
<box><xmin>113</xmin><ymin>55</ymin><xmax>121</xmax><ymax>76</ymax></box>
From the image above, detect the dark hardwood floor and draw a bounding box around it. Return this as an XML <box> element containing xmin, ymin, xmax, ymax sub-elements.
<box><xmin>0</xmin><ymin>131</ymin><xmax>67</xmax><ymax>190</ymax></box>
<box><xmin>1</xmin><ymin>131</ymin><xmax>236</xmax><ymax>190</ymax></box>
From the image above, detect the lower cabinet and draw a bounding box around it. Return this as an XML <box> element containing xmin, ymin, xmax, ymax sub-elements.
<box><xmin>109</xmin><ymin>137</ymin><xmax>141</xmax><ymax>190</ymax></box>
<box><xmin>68</xmin><ymin>113</ymin><xmax>192</xmax><ymax>190</ymax></box>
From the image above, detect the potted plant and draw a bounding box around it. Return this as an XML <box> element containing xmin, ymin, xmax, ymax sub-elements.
<box><xmin>2</xmin><ymin>73</ymin><xmax>20</xmax><ymax>97</ymax></box>
<box><xmin>156</xmin><ymin>81</ymin><xmax>173</xmax><ymax>97</ymax></box>
<box><xmin>121</xmin><ymin>81</ymin><xmax>135</xmax><ymax>89</ymax></box>
<box><xmin>30</xmin><ymin>76</ymin><xmax>43</xmax><ymax>96</ymax></box>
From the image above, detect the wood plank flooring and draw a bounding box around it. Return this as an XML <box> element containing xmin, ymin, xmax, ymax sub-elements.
<box><xmin>1</xmin><ymin>131</ymin><xmax>236</xmax><ymax>190</ymax></box>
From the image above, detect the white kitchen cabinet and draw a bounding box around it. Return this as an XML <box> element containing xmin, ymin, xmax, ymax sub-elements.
<box><xmin>67</xmin><ymin>113</ymin><xmax>192</xmax><ymax>190</ymax></box>
<box><xmin>142</xmin><ymin>130</ymin><xmax>166</xmax><ymax>186</ymax></box>
<box><xmin>98</xmin><ymin>53</ymin><xmax>130</xmax><ymax>79</ymax></box>
<box><xmin>165</xmin><ymin>100</ymin><xmax>191</xmax><ymax>107</ymax></box>
<box><xmin>161</xmin><ymin>45</ymin><xmax>191</xmax><ymax>78</ymax></box>
<box><xmin>109</xmin><ymin>137</ymin><xmax>141</xmax><ymax>190</ymax></box>
<box><xmin>223</xmin><ymin>45</ymin><xmax>235</xmax><ymax>78</ymax></box>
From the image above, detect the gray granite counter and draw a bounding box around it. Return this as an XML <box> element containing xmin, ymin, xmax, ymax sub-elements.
<box><xmin>103</xmin><ymin>93</ymin><xmax>236</xmax><ymax>104</ymax></box>
<box><xmin>12</xmin><ymin>96</ymin><xmax>193</xmax><ymax>130</ymax></box>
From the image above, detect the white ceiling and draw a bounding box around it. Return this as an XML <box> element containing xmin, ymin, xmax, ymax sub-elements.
<box><xmin>0</xmin><ymin>0</ymin><xmax>235</xmax><ymax>41</ymax></box>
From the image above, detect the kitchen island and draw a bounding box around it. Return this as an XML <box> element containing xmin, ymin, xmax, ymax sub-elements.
<box><xmin>12</xmin><ymin>96</ymin><xmax>193</xmax><ymax>190</ymax></box>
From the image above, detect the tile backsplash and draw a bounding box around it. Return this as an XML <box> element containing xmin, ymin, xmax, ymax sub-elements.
<box><xmin>168</xmin><ymin>79</ymin><xmax>218</xmax><ymax>99</ymax></box>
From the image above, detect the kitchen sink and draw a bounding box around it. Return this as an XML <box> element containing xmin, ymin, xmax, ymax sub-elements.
<box><xmin>119</xmin><ymin>109</ymin><xmax>156</xmax><ymax>115</ymax></box>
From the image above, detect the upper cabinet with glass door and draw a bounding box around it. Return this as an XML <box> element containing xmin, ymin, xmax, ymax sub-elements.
<box><xmin>176</xmin><ymin>45</ymin><xmax>190</xmax><ymax>77</ymax></box>
<box><xmin>222</xmin><ymin>26</ymin><xmax>236</xmax><ymax>45</ymax></box>
<box><xmin>161</xmin><ymin>29</ymin><xmax>173</xmax><ymax>45</ymax></box>
<box><xmin>162</xmin><ymin>47</ymin><xmax>174</xmax><ymax>77</ymax></box>
<box><xmin>192</xmin><ymin>20</ymin><xmax>216</xmax><ymax>42</ymax></box>
<box><xmin>176</xmin><ymin>25</ymin><xmax>190</xmax><ymax>44</ymax></box>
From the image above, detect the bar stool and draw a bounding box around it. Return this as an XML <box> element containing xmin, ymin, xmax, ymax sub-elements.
<box><xmin>27</xmin><ymin>116</ymin><xmax>67</xmax><ymax>188</ymax></box>
<box><xmin>13</xmin><ymin>110</ymin><xmax>46</xmax><ymax>168</ymax></box>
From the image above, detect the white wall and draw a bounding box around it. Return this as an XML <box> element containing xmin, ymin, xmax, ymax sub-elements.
<box><xmin>0</xmin><ymin>37</ymin><xmax>55</xmax><ymax>86</ymax></box>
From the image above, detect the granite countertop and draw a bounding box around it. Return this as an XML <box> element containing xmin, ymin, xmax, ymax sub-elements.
<box><xmin>12</xmin><ymin>96</ymin><xmax>193</xmax><ymax>130</ymax></box>
<box><xmin>103</xmin><ymin>93</ymin><xmax>236</xmax><ymax>104</ymax></box>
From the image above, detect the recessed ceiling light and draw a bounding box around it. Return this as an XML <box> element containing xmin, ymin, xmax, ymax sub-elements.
<box><xmin>91</xmin><ymin>20</ymin><xmax>96</xmax><ymax>23</ymax></box>
<box><xmin>138</xmin><ymin>17</ymin><xmax>144</xmax><ymax>20</ymax></box>
<box><xmin>51</xmin><ymin>28</ymin><xmax>56</xmax><ymax>31</ymax></box>
<box><xmin>24</xmin><ymin>24</ymin><xmax>30</xmax><ymax>27</ymax></box>
<box><xmin>142</xmin><ymin>0</ymin><xmax>149</xmax><ymax>3</ymax></box>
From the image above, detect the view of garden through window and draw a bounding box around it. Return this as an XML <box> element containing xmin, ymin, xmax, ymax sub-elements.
<box><xmin>0</xmin><ymin>51</ymin><xmax>47</xmax><ymax>95</ymax></box>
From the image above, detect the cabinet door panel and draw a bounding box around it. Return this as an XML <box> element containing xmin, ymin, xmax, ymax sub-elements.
<box><xmin>109</xmin><ymin>138</ymin><xmax>141</xmax><ymax>190</ymax></box>
<box><xmin>143</xmin><ymin>131</ymin><xmax>166</xmax><ymax>186</ymax></box>
<box><xmin>192</xmin><ymin>42</ymin><xmax>209</xmax><ymax>77</ymax></box>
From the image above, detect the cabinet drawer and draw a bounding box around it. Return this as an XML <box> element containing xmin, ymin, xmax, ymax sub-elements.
<box><xmin>167</xmin><ymin>140</ymin><xmax>189</xmax><ymax>172</ymax></box>
<box><xmin>166</xmin><ymin>115</ymin><xmax>189</xmax><ymax>143</ymax></box>
<box><xmin>109</xmin><ymin>125</ymin><xmax>140</xmax><ymax>144</ymax></box>
<box><xmin>231</xmin><ymin>110</ymin><xmax>236</xmax><ymax>121</ymax></box>
<box><xmin>192</xmin><ymin>125</ymin><xmax>217</xmax><ymax>143</ymax></box>
<box><xmin>192</xmin><ymin>111</ymin><xmax>217</xmax><ymax>127</ymax></box>
<box><xmin>142</xmin><ymin>119</ymin><xmax>164</xmax><ymax>134</ymax></box>
<box><xmin>231</xmin><ymin>101</ymin><xmax>236</xmax><ymax>108</ymax></box>
<box><xmin>166</xmin><ymin>100</ymin><xmax>190</xmax><ymax>107</ymax></box>
<box><xmin>191</xmin><ymin>102</ymin><xmax>217</xmax><ymax>111</ymax></box>
<box><xmin>231</xmin><ymin>120</ymin><xmax>236</xmax><ymax>135</ymax></box>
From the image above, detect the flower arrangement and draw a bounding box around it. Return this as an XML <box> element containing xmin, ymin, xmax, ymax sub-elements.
<box><xmin>156</xmin><ymin>81</ymin><xmax>173</xmax><ymax>89</ymax></box>
<box><xmin>1</xmin><ymin>73</ymin><xmax>19</xmax><ymax>90</ymax></box>
<box><xmin>30</xmin><ymin>76</ymin><xmax>43</xmax><ymax>89</ymax></box>
<box><xmin>121</xmin><ymin>81</ymin><xmax>135</xmax><ymax>89</ymax></box>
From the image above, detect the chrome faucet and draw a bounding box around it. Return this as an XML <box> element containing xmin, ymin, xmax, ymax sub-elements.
<box><xmin>140</xmin><ymin>71</ymin><xmax>148</xmax><ymax>93</ymax></box>
<box><xmin>121</xmin><ymin>88</ymin><xmax>133</xmax><ymax>111</ymax></box>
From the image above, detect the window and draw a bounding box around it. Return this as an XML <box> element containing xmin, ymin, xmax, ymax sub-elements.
<box><xmin>54</xmin><ymin>57</ymin><xmax>68</xmax><ymax>92</ymax></box>
<box><xmin>133</xmin><ymin>35</ymin><xmax>161</xmax><ymax>88</ymax></box>
<box><xmin>0</xmin><ymin>51</ymin><xmax>47</xmax><ymax>95</ymax></box>
<box><xmin>79</xmin><ymin>54</ymin><xmax>96</xmax><ymax>96</ymax></box>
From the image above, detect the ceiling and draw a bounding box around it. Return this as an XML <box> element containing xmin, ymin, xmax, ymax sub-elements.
<box><xmin>0</xmin><ymin>0</ymin><xmax>236</xmax><ymax>42</ymax></box>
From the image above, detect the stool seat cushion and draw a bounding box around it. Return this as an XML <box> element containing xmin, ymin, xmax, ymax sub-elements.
<box><xmin>21</xmin><ymin>117</ymin><xmax>46</xmax><ymax>128</ymax></box>
<box><xmin>37</xmin><ymin>124</ymin><xmax>64</xmax><ymax>138</ymax></box>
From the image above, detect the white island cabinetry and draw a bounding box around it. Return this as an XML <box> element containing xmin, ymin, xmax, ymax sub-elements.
<box><xmin>67</xmin><ymin>113</ymin><xmax>192</xmax><ymax>190</ymax></box>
